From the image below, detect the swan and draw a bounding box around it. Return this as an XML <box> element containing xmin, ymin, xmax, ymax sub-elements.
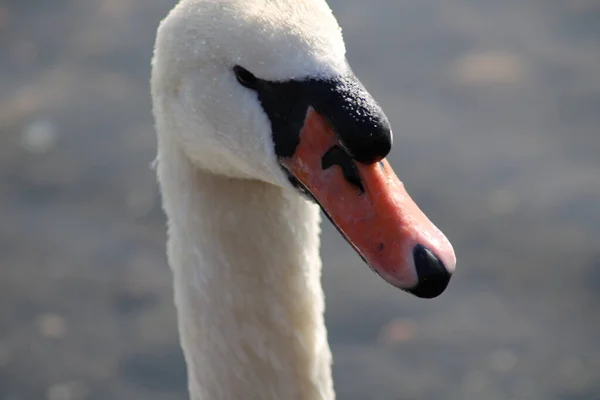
<box><xmin>150</xmin><ymin>0</ymin><xmax>457</xmax><ymax>398</ymax></box>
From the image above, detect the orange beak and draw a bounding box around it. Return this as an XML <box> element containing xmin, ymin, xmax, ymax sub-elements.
<box><xmin>281</xmin><ymin>108</ymin><xmax>456</xmax><ymax>298</ymax></box>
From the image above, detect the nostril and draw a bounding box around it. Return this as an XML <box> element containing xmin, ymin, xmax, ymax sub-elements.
<box><xmin>407</xmin><ymin>244</ymin><xmax>452</xmax><ymax>299</ymax></box>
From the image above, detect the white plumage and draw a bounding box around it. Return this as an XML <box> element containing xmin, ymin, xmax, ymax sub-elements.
<box><xmin>151</xmin><ymin>1</ymin><xmax>456</xmax><ymax>399</ymax></box>
<box><xmin>151</xmin><ymin>1</ymin><xmax>346</xmax><ymax>398</ymax></box>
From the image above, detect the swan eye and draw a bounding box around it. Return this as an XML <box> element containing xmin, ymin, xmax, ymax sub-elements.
<box><xmin>233</xmin><ymin>66</ymin><xmax>258</xmax><ymax>88</ymax></box>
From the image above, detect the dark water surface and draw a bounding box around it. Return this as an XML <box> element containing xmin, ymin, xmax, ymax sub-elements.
<box><xmin>1</xmin><ymin>1</ymin><xmax>599</xmax><ymax>399</ymax></box>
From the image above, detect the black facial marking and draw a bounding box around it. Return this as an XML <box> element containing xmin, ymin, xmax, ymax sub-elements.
<box><xmin>322</xmin><ymin>145</ymin><xmax>364</xmax><ymax>193</ymax></box>
<box><xmin>233</xmin><ymin>66</ymin><xmax>258</xmax><ymax>88</ymax></box>
<box><xmin>309</xmin><ymin>76</ymin><xmax>392</xmax><ymax>164</ymax></box>
<box><xmin>232</xmin><ymin>67</ymin><xmax>392</xmax><ymax>164</ymax></box>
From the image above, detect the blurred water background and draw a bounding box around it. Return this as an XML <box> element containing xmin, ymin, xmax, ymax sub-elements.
<box><xmin>0</xmin><ymin>0</ymin><xmax>599</xmax><ymax>399</ymax></box>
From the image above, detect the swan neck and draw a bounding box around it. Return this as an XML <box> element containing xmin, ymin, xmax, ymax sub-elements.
<box><xmin>156</xmin><ymin>136</ymin><xmax>334</xmax><ymax>400</ymax></box>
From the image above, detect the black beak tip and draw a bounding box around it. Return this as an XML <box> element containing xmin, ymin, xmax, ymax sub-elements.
<box><xmin>407</xmin><ymin>244</ymin><xmax>452</xmax><ymax>299</ymax></box>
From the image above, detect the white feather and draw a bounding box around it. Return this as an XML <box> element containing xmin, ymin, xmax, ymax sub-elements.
<box><xmin>151</xmin><ymin>0</ymin><xmax>350</xmax><ymax>398</ymax></box>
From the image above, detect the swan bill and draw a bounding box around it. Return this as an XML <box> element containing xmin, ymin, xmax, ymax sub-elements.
<box><xmin>280</xmin><ymin>109</ymin><xmax>457</xmax><ymax>297</ymax></box>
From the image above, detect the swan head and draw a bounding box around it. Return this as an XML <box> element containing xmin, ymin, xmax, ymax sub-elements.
<box><xmin>152</xmin><ymin>0</ymin><xmax>457</xmax><ymax>298</ymax></box>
